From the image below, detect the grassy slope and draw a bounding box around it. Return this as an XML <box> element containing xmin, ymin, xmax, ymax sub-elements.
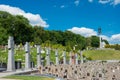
<box><xmin>83</xmin><ymin>49</ymin><xmax>120</xmax><ymax>60</ymax></box>
<box><xmin>4</xmin><ymin>75</ymin><xmax>54</xmax><ymax>80</ymax></box>
<box><xmin>1</xmin><ymin>47</ymin><xmax>120</xmax><ymax>63</ymax></box>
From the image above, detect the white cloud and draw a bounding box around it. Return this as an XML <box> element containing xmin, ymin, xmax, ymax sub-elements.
<box><xmin>68</xmin><ymin>27</ymin><xmax>120</xmax><ymax>44</ymax></box>
<box><xmin>0</xmin><ymin>4</ymin><xmax>49</xmax><ymax>27</ymax></box>
<box><xmin>74</xmin><ymin>0</ymin><xmax>80</xmax><ymax>6</ymax></box>
<box><xmin>60</xmin><ymin>5</ymin><xmax>65</xmax><ymax>8</ymax></box>
<box><xmin>113</xmin><ymin>0</ymin><xmax>120</xmax><ymax>5</ymax></box>
<box><xmin>101</xmin><ymin>34</ymin><xmax>120</xmax><ymax>44</ymax></box>
<box><xmin>101</xmin><ymin>35</ymin><xmax>110</xmax><ymax>40</ymax></box>
<box><xmin>68</xmin><ymin>27</ymin><xmax>97</xmax><ymax>37</ymax></box>
<box><xmin>88</xmin><ymin>0</ymin><xmax>93</xmax><ymax>3</ymax></box>
<box><xmin>98</xmin><ymin>0</ymin><xmax>120</xmax><ymax>5</ymax></box>
<box><xmin>98</xmin><ymin>0</ymin><xmax>111</xmax><ymax>4</ymax></box>
<box><xmin>110</xmin><ymin>34</ymin><xmax>120</xmax><ymax>44</ymax></box>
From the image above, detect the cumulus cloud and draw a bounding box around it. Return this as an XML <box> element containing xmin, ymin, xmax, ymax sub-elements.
<box><xmin>98</xmin><ymin>0</ymin><xmax>120</xmax><ymax>5</ymax></box>
<box><xmin>68</xmin><ymin>27</ymin><xmax>120</xmax><ymax>44</ymax></box>
<box><xmin>98</xmin><ymin>0</ymin><xmax>111</xmax><ymax>4</ymax></box>
<box><xmin>0</xmin><ymin>4</ymin><xmax>49</xmax><ymax>27</ymax></box>
<box><xmin>74</xmin><ymin>0</ymin><xmax>80</xmax><ymax>6</ymax></box>
<box><xmin>68</xmin><ymin>27</ymin><xmax>97</xmax><ymax>37</ymax></box>
<box><xmin>101</xmin><ymin>34</ymin><xmax>120</xmax><ymax>44</ymax></box>
<box><xmin>101</xmin><ymin>35</ymin><xmax>110</xmax><ymax>40</ymax></box>
<box><xmin>113</xmin><ymin>0</ymin><xmax>120</xmax><ymax>5</ymax></box>
<box><xmin>110</xmin><ymin>34</ymin><xmax>120</xmax><ymax>44</ymax></box>
<box><xmin>88</xmin><ymin>0</ymin><xmax>93</xmax><ymax>3</ymax></box>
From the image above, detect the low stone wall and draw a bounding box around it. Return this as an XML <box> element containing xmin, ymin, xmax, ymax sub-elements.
<box><xmin>38</xmin><ymin>62</ymin><xmax>120</xmax><ymax>80</ymax></box>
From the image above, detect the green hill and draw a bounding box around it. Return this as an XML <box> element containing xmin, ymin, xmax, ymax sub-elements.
<box><xmin>1</xmin><ymin>47</ymin><xmax>120</xmax><ymax>66</ymax></box>
<box><xmin>83</xmin><ymin>49</ymin><xmax>120</xmax><ymax>60</ymax></box>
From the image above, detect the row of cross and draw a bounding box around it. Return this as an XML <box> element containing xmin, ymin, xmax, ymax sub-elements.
<box><xmin>7</xmin><ymin>36</ymin><xmax>84</xmax><ymax>71</ymax></box>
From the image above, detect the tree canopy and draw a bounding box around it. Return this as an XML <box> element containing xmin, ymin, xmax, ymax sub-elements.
<box><xmin>0</xmin><ymin>11</ymin><xmax>108</xmax><ymax>51</ymax></box>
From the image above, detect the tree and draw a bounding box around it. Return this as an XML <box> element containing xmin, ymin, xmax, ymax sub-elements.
<box><xmin>102</xmin><ymin>39</ymin><xmax>109</xmax><ymax>44</ymax></box>
<box><xmin>0</xmin><ymin>25</ymin><xmax>8</xmax><ymax>45</ymax></box>
<box><xmin>91</xmin><ymin>36</ymin><xmax>99</xmax><ymax>47</ymax></box>
<box><xmin>0</xmin><ymin>11</ymin><xmax>33</xmax><ymax>44</ymax></box>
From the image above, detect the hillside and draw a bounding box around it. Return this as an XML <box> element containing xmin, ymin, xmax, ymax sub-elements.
<box><xmin>83</xmin><ymin>49</ymin><xmax>120</xmax><ymax>60</ymax></box>
<box><xmin>1</xmin><ymin>47</ymin><xmax>120</xmax><ymax>66</ymax></box>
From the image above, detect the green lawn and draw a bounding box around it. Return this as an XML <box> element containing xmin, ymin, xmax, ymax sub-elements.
<box><xmin>83</xmin><ymin>49</ymin><xmax>120</xmax><ymax>60</ymax></box>
<box><xmin>1</xmin><ymin>47</ymin><xmax>120</xmax><ymax>64</ymax></box>
<box><xmin>4</xmin><ymin>75</ymin><xmax>55</xmax><ymax>80</ymax></box>
<box><xmin>0</xmin><ymin>47</ymin><xmax>69</xmax><ymax>66</ymax></box>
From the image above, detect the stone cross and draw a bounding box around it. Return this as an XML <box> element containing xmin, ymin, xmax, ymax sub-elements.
<box><xmin>37</xmin><ymin>45</ymin><xmax>41</xmax><ymax>68</ymax></box>
<box><xmin>46</xmin><ymin>47</ymin><xmax>50</xmax><ymax>65</ymax></box>
<box><xmin>63</xmin><ymin>51</ymin><xmax>66</xmax><ymax>65</ymax></box>
<box><xmin>80</xmin><ymin>51</ymin><xmax>83</xmax><ymax>63</ymax></box>
<box><xmin>55</xmin><ymin>49</ymin><xmax>59</xmax><ymax>65</ymax></box>
<box><xmin>69</xmin><ymin>52</ymin><xmax>72</xmax><ymax>65</ymax></box>
<box><xmin>75</xmin><ymin>54</ymin><xmax>78</xmax><ymax>65</ymax></box>
<box><xmin>7</xmin><ymin>36</ymin><xmax>15</xmax><ymax>71</ymax></box>
<box><xmin>25</xmin><ymin>42</ymin><xmax>31</xmax><ymax>70</ymax></box>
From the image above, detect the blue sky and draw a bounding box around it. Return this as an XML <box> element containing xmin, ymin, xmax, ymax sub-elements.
<box><xmin>0</xmin><ymin>0</ymin><xmax>120</xmax><ymax>44</ymax></box>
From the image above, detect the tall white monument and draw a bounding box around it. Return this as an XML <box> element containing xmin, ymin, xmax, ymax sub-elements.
<box><xmin>99</xmin><ymin>35</ymin><xmax>103</xmax><ymax>49</ymax></box>
<box><xmin>25</xmin><ymin>42</ymin><xmax>31</xmax><ymax>70</ymax></box>
<box><xmin>98</xmin><ymin>27</ymin><xmax>102</xmax><ymax>49</ymax></box>
<box><xmin>7</xmin><ymin>36</ymin><xmax>15</xmax><ymax>71</ymax></box>
<box><xmin>37</xmin><ymin>45</ymin><xmax>41</xmax><ymax>68</ymax></box>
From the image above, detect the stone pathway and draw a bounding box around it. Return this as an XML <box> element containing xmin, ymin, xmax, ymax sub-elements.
<box><xmin>0</xmin><ymin>79</ymin><xmax>18</xmax><ymax>80</ymax></box>
<box><xmin>0</xmin><ymin>69</ymin><xmax>37</xmax><ymax>78</ymax></box>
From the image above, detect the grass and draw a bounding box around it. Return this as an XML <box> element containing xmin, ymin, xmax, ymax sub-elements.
<box><xmin>83</xmin><ymin>49</ymin><xmax>120</xmax><ymax>60</ymax></box>
<box><xmin>0</xmin><ymin>47</ymin><xmax>69</xmax><ymax>66</ymax></box>
<box><xmin>4</xmin><ymin>75</ymin><xmax>55</xmax><ymax>80</ymax></box>
<box><xmin>1</xmin><ymin>46</ymin><xmax>120</xmax><ymax>65</ymax></box>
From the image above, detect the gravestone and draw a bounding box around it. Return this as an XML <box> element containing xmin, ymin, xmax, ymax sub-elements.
<box><xmin>63</xmin><ymin>51</ymin><xmax>66</xmax><ymax>65</ymax></box>
<box><xmin>69</xmin><ymin>52</ymin><xmax>72</xmax><ymax>65</ymax></box>
<box><xmin>46</xmin><ymin>47</ymin><xmax>50</xmax><ymax>65</ymax></box>
<box><xmin>55</xmin><ymin>49</ymin><xmax>59</xmax><ymax>65</ymax></box>
<box><xmin>37</xmin><ymin>45</ymin><xmax>41</xmax><ymax>68</ymax></box>
<box><xmin>7</xmin><ymin>36</ymin><xmax>15</xmax><ymax>71</ymax></box>
<box><xmin>75</xmin><ymin>54</ymin><xmax>78</xmax><ymax>65</ymax></box>
<box><xmin>25</xmin><ymin>42</ymin><xmax>31</xmax><ymax>70</ymax></box>
<box><xmin>80</xmin><ymin>51</ymin><xmax>83</xmax><ymax>63</ymax></box>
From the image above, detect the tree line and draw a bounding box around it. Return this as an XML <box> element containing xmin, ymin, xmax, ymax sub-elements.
<box><xmin>105</xmin><ymin>44</ymin><xmax>120</xmax><ymax>50</ymax></box>
<box><xmin>0</xmin><ymin>11</ymin><xmax>108</xmax><ymax>51</ymax></box>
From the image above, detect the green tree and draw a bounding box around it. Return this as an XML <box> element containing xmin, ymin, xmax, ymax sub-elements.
<box><xmin>91</xmin><ymin>36</ymin><xmax>99</xmax><ymax>47</ymax></box>
<box><xmin>0</xmin><ymin>11</ymin><xmax>33</xmax><ymax>44</ymax></box>
<box><xmin>0</xmin><ymin>25</ymin><xmax>8</xmax><ymax>45</ymax></box>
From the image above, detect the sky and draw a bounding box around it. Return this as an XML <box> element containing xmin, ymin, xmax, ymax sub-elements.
<box><xmin>0</xmin><ymin>0</ymin><xmax>120</xmax><ymax>44</ymax></box>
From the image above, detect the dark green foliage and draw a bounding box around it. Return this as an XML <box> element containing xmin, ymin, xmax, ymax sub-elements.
<box><xmin>91</xmin><ymin>36</ymin><xmax>99</xmax><ymax>47</ymax></box>
<box><xmin>105</xmin><ymin>44</ymin><xmax>120</xmax><ymax>50</ymax></box>
<box><xmin>102</xmin><ymin>39</ymin><xmax>109</xmax><ymax>44</ymax></box>
<box><xmin>0</xmin><ymin>11</ymin><xmax>33</xmax><ymax>44</ymax></box>
<box><xmin>0</xmin><ymin>11</ymin><xmax>109</xmax><ymax>50</ymax></box>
